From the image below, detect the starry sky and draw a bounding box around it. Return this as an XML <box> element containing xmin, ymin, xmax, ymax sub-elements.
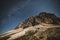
<box><xmin>0</xmin><ymin>0</ymin><xmax>60</xmax><ymax>34</ymax></box>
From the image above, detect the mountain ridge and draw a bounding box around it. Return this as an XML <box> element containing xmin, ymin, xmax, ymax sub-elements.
<box><xmin>0</xmin><ymin>12</ymin><xmax>60</xmax><ymax>40</ymax></box>
<box><xmin>15</xmin><ymin>12</ymin><xmax>60</xmax><ymax>29</ymax></box>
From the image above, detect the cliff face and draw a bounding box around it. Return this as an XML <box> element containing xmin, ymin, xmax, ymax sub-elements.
<box><xmin>15</xmin><ymin>12</ymin><xmax>60</xmax><ymax>29</ymax></box>
<box><xmin>0</xmin><ymin>12</ymin><xmax>60</xmax><ymax>40</ymax></box>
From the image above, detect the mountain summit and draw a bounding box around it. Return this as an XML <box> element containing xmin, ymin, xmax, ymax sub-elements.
<box><xmin>0</xmin><ymin>12</ymin><xmax>60</xmax><ymax>40</ymax></box>
<box><xmin>15</xmin><ymin>12</ymin><xmax>60</xmax><ymax>29</ymax></box>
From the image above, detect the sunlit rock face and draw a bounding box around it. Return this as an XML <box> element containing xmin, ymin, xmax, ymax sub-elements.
<box><xmin>14</xmin><ymin>27</ymin><xmax>60</xmax><ymax>40</ymax></box>
<box><xmin>0</xmin><ymin>12</ymin><xmax>60</xmax><ymax>40</ymax></box>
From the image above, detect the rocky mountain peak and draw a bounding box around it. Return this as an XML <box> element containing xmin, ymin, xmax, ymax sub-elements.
<box><xmin>15</xmin><ymin>12</ymin><xmax>60</xmax><ymax>29</ymax></box>
<box><xmin>0</xmin><ymin>12</ymin><xmax>60</xmax><ymax>40</ymax></box>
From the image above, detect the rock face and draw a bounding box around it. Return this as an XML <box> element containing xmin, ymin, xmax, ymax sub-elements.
<box><xmin>0</xmin><ymin>12</ymin><xmax>60</xmax><ymax>40</ymax></box>
<box><xmin>14</xmin><ymin>27</ymin><xmax>60</xmax><ymax>40</ymax></box>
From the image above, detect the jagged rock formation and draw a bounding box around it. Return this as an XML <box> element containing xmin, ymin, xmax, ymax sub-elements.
<box><xmin>15</xmin><ymin>12</ymin><xmax>60</xmax><ymax>29</ymax></box>
<box><xmin>0</xmin><ymin>12</ymin><xmax>60</xmax><ymax>40</ymax></box>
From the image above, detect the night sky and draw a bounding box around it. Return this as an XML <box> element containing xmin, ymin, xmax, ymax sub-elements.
<box><xmin>0</xmin><ymin>0</ymin><xmax>60</xmax><ymax>34</ymax></box>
